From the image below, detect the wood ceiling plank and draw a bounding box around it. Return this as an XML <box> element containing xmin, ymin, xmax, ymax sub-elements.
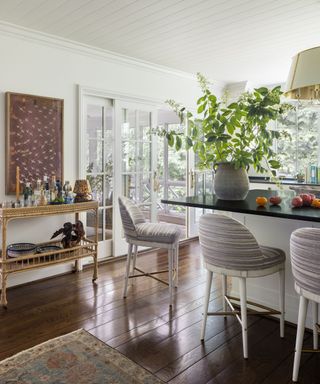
<box><xmin>113</xmin><ymin>0</ymin><xmax>304</xmax><ymax>59</ymax></box>
<box><xmin>65</xmin><ymin>0</ymin><xmax>160</xmax><ymax>41</ymax></box>
<box><xmin>0</xmin><ymin>0</ymin><xmax>319</xmax><ymax>82</ymax></box>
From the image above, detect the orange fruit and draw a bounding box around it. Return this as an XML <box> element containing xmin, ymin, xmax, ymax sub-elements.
<box><xmin>311</xmin><ymin>198</ymin><xmax>320</xmax><ymax>208</ymax></box>
<box><xmin>256</xmin><ymin>196</ymin><xmax>268</xmax><ymax>206</ymax></box>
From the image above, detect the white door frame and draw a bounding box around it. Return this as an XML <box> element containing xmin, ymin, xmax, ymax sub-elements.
<box><xmin>79</xmin><ymin>85</ymin><xmax>163</xmax><ymax>257</ymax></box>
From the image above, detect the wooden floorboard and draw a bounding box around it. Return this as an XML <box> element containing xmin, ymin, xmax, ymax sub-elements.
<box><xmin>0</xmin><ymin>241</ymin><xmax>319</xmax><ymax>383</ymax></box>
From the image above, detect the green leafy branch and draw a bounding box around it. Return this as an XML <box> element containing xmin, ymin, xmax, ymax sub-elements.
<box><xmin>153</xmin><ymin>73</ymin><xmax>294</xmax><ymax>174</ymax></box>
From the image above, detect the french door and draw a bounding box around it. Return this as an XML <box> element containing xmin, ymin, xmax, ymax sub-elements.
<box><xmin>113</xmin><ymin>100</ymin><xmax>158</xmax><ymax>256</ymax></box>
<box><xmin>80</xmin><ymin>95</ymin><xmax>114</xmax><ymax>259</ymax></box>
<box><xmin>80</xmin><ymin>89</ymin><xmax>192</xmax><ymax>259</ymax></box>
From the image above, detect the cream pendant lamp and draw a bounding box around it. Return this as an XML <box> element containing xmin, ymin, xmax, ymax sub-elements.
<box><xmin>285</xmin><ymin>46</ymin><xmax>320</xmax><ymax>99</ymax></box>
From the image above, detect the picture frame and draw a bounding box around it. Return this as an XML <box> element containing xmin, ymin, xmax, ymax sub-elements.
<box><xmin>5</xmin><ymin>92</ymin><xmax>64</xmax><ymax>194</ymax></box>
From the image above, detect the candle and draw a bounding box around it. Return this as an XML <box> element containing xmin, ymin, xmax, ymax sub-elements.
<box><xmin>16</xmin><ymin>166</ymin><xmax>20</xmax><ymax>202</ymax></box>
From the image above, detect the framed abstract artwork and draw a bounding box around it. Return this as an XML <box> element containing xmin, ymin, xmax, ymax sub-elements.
<box><xmin>5</xmin><ymin>92</ymin><xmax>64</xmax><ymax>194</ymax></box>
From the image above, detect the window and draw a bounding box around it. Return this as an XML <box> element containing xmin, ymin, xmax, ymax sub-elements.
<box><xmin>275</xmin><ymin>102</ymin><xmax>320</xmax><ymax>181</ymax></box>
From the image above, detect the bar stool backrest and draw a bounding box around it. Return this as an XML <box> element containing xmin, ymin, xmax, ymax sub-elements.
<box><xmin>290</xmin><ymin>227</ymin><xmax>320</xmax><ymax>296</ymax></box>
<box><xmin>118</xmin><ymin>196</ymin><xmax>146</xmax><ymax>238</ymax></box>
<box><xmin>199</xmin><ymin>213</ymin><xmax>262</xmax><ymax>270</ymax></box>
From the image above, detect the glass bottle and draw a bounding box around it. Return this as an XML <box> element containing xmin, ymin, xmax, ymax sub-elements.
<box><xmin>43</xmin><ymin>175</ymin><xmax>50</xmax><ymax>201</ymax></box>
<box><xmin>50</xmin><ymin>175</ymin><xmax>57</xmax><ymax>202</ymax></box>
<box><xmin>23</xmin><ymin>182</ymin><xmax>32</xmax><ymax>206</ymax></box>
<box><xmin>34</xmin><ymin>179</ymin><xmax>42</xmax><ymax>205</ymax></box>
<box><xmin>63</xmin><ymin>181</ymin><xmax>73</xmax><ymax>203</ymax></box>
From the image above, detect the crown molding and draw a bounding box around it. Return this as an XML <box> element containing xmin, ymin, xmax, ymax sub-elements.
<box><xmin>0</xmin><ymin>21</ymin><xmax>198</xmax><ymax>80</ymax></box>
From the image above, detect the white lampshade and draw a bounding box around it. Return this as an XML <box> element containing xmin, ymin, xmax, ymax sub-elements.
<box><xmin>285</xmin><ymin>46</ymin><xmax>320</xmax><ymax>99</ymax></box>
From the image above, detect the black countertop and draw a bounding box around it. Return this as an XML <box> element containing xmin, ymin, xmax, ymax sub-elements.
<box><xmin>161</xmin><ymin>189</ymin><xmax>320</xmax><ymax>222</ymax></box>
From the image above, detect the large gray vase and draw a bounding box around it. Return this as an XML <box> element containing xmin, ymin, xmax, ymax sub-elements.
<box><xmin>214</xmin><ymin>162</ymin><xmax>249</xmax><ymax>200</ymax></box>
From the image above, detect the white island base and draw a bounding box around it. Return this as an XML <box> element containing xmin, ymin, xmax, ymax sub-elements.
<box><xmin>229</xmin><ymin>212</ymin><xmax>319</xmax><ymax>329</ymax></box>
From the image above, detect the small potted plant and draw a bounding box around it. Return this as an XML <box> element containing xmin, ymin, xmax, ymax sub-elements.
<box><xmin>155</xmin><ymin>73</ymin><xmax>292</xmax><ymax>200</ymax></box>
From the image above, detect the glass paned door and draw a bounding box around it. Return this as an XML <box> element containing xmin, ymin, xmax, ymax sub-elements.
<box><xmin>156</xmin><ymin>110</ymin><xmax>187</xmax><ymax>239</ymax></box>
<box><xmin>83</xmin><ymin>96</ymin><xmax>114</xmax><ymax>258</ymax></box>
<box><xmin>114</xmin><ymin>100</ymin><xmax>157</xmax><ymax>256</ymax></box>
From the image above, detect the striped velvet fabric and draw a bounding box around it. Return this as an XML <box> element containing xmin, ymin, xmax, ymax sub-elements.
<box><xmin>118</xmin><ymin>196</ymin><xmax>180</xmax><ymax>244</ymax></box>
<box><xmin>135</xmin><ymin>222</ymin><xmax>180</xmax><ymax>244</ymax></box>
<box><xmin>118</xmin><ymin>196</ymin><xmax>146</xmax><ymax>238</ymax></box>
<box><xmin>290</xmin><ymin>228</ymin><xmax>320</xmax><ymax>296</ymax></box>
<box><xmin>199</xmin><ymin>214</ymin><xmax>285</xmax><ymax>271</ymax></box>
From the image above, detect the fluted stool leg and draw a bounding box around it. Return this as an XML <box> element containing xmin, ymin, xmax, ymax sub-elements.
<box><xmin>312</xmin><ymin>301</ymin><xmax>319</xmax><ymax>350</ymax></box>
<box><xmin>123</xmin><ymin>243</ymin><xmax>133</xmax><ymax>298</ymax></box>
<box><xmin>201</xmin><ymin>270</ymin><xmax>213</xmax><ymax>341</ymax></box>
<box><xmin>293</xmin><ymin>296</ymin><xmax>309</xmax><ymax>382</ymax></box>
<box><xmin>239</xmin><ymin>277</ymin><xmax>248</xmax><ymax>359</ymax></box>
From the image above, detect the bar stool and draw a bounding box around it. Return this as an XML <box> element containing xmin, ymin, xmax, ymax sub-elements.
<box><xmin>199</xmin><ymin>213</ymin><xmax>286</xmax><ymax>359</ymax></box>
<box><xmin>290</xmin><ymin>228</ymin><xmax>320</xmax><ymax>382</ymax></box>
<box><xmin>118</xmin><ymin>196</ymin><xmax>180</xmax><ymax>306</ymax></box>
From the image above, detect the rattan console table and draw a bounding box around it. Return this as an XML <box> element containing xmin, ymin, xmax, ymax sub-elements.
<box><xmin>0</xmin><ymin>201</ymin><xmax>99</xmax><ymax>308</ymax></box>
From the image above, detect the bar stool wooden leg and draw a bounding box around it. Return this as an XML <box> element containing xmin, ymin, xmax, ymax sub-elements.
<box><xmin>293</xmin><ymin>296</ymin><xmax>309</xmax><ymax>382</ymax></box>
<box><xmin>201</xmin><ymin>270</ymin><xmax>213</xmax><ymax>341</ymax></box>
<box><xmin>312</xmin><ymin>301</ymin><xmax>319</xmax><ymax>350</ymax></box>
<box><xmin>123</xmin><ymin>243</ymin><xmax>133</xmax><ymax>298</ymax></box>
<box><xmin>279</xmin><ymin>269</ymin><xmax>285</xmax><ymax>338</ymax></box>
<box><xmin>239</xmin><ymin>277</ymin><xmax>248</xmax><ymax>359</ymax></box>
<box><xmin>222</xmin><ymin>275</ymin><xmax>227</xmax><ymax>316</ymax></box>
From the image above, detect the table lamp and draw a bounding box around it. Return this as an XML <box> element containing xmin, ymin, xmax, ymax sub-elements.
<box><xmin>73</xmin><ymin>179</ymin><xmax>92</xmax><ymax>203</ymax></box>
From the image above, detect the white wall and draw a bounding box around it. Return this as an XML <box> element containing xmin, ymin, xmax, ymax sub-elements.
<box><xmin>0</xmin><ymin>23</ymin><xmax>224</xmax><ymax>287</ymax></box>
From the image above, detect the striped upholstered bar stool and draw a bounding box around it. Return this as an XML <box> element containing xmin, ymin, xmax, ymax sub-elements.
<box><xmin>199</xmin><ymin>213</ymin><xmax>286</xmax><ymax>359</ymax></box>
<box><xmin>290</xmin><ymin>228</ymin><xmax>320</xmax><ymax>382</ymax></box>
<box><xmin>118</xmin><ymin>196</ymin><xmax>180</xmax><ymax>306</ymax></box>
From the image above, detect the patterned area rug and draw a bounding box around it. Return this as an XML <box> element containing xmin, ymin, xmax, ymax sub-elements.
<box><xmin>0</xmin><ymin>329</ymin><xmax>163</xmax><ymax>383</ymax></box>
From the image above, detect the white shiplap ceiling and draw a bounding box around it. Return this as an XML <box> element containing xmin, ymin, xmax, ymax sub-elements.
<box><xmin>0</xmin><ymin>0</ymin><xmax>320</xmax><ymax>84</ymax></box>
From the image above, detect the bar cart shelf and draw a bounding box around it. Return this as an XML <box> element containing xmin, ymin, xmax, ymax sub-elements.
<box><xmin>0</xmin><ymin>201</ymin><xmax>99</xmax><ymax>308</ymax></box>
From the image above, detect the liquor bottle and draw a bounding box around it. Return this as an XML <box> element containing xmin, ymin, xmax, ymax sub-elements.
<box><xmin>50</xmin><ymin>175</ymin><xmax>57</xmax><ymax>202</ymax></box>
<box><xmin>34</xmin><ymin>179</ymin><xmax>42</xmax><ymax>205</ymax></box>
<box><xmin>23</xmin><ymin>182</ymin><xmax>33</xmax><ymax>206</ymax></box>
<box><xmin>43</xmin><ymin>175</ymin><xmax>50</xmax><ymax>201</ymax></box>
<box><xmin>39</xmin><ymin>188</ymin><xmax>47</xmax><ymax>206</ymax></box>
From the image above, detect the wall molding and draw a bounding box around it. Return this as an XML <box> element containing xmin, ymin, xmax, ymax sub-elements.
<box><xmin>0</xmin><ymin>21</ymin><xmax>226</xmax><ymax>89</ymax></box>
<box><xmin>0</xmin><ymin>21</ymin><xmax>193</xmax><ymax>81</ymax></box>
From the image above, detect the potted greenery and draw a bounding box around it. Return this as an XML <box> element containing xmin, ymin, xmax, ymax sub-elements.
<box><xmin>156</xmin><ymin>73</ymin><xmax>292</xmax><ymax>200</ymax></box>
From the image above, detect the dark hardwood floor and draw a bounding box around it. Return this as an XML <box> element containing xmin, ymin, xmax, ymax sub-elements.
<box><xmin>0</xmin><ymin>241</ymin><xmax>319</xmax><ymax>383</ymax></box>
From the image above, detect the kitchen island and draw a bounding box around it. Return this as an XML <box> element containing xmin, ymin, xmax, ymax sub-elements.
<box><xmin>162</xmin><ymin>189</ymin><xmax>320</xmax><ymax>327</ymax></box>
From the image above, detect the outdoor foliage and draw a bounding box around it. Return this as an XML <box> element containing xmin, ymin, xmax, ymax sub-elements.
<box><xmin>276</xmin><ymin>103</ymin><xmax>320</xmax><ymax>177</ymax></box>
<box><xmin>155</xmin><ymin>73</ymin><xmax>293</xmax><ymax>174</ymax></box>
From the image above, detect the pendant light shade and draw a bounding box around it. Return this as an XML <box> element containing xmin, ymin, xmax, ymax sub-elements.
<box><xmin>285</xmin><ymin>46</ymin><xmax>320</xmax><ymax>99</ymax></box>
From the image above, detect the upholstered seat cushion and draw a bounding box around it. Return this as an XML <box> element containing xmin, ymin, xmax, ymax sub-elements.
<box><xmin>134</xmin><ymin>222</ymin><xmax>180</xmax><ymax>244</ymax></box>
<box><xmin>202</xmin><ymin>245</ymin><xmax>285</xmax><ymax>271</ymax></box>
<box><xmin>259</xmin><ymin>246</ymin><xmax>286</xmax><ymax>269</ymax></box>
